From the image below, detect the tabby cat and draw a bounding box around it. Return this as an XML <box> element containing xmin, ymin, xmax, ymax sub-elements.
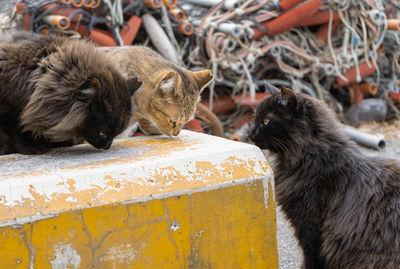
<box><xmin>249</xmin><ymin>83</ymin><xmax>400</xmax><ymax>269</ymax></box>
<box><xmin>0</xmin><ymin>32</ymin><xmax>141</xmax><ymax>155</ymax></box>
<box><xmin>102</xmin><ymin>46</ymin><xmax>213</xmax><ymax>137</ymax></box>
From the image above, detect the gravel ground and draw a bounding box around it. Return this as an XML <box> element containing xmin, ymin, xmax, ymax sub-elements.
<box><xmin>266</xmin><ymin>119</ymin><xmax>400</xmax><ymax>269</ymax></box>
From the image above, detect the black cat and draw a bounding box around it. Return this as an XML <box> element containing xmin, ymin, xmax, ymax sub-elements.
<box><xmin>0</xmin><ymin>32</ymin><xmax>141</xmax><ymax>155</ymax></box>
<box><xmin>249</xmin><ymin>83</ymin><xmax>400</xmax><ymax>269</ymax></box>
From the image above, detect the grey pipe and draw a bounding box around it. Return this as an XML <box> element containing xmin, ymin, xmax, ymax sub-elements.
<box><xmin>343</xmin><ymin>125</ymin><xmax>386</xmax><ymax>150</ymax></box>
<box><xmin>182</xmin><ymin>0</ymin><xmax>239</xmax><ymax>9</ymax></box>
<box><xmin>142</xmin><ymin>14</ymin><xmax>179</xmax><ymax>63</ymax></box>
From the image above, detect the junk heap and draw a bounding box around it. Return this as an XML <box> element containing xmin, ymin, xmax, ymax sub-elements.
<box><xmin>8</xmin><ymin>0</ymin><xmax>400</xmax><ymax>138</ymax></box>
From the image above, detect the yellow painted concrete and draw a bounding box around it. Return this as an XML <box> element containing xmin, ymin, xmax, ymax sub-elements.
<box><xmin>0</xmin><ymin>179</ymin><xmax>277</xmax><ymax>268</ymax></box>
<box><xmin>0</xmin><ymin>131</ymin><xmax>278</xmax><ymax>268</ymax></box>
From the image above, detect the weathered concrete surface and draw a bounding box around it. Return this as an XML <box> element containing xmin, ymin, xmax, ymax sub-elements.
<box><xmin>0</xmin><ymin>130</ymin><xmax>278</xmax><ymax>268</ymax></box>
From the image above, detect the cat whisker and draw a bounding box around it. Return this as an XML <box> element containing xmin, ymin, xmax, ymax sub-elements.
<box><xmin>266</xmin><ymin>136</ymin><xmax>290</xmax><ymax>155</ymax></box>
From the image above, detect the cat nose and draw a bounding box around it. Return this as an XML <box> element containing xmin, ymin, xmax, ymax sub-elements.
<box><xmin>172</xmin><ymin>129</ymin><xmax>180</xmax><ymax>136</ymax></box>
<box><xmin>102</xmin><ymin>138</ymin><xmax>113</xmax><ymax>150</ymax></box>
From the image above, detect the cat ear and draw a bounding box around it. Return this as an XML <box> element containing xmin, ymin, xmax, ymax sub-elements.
<box><xmin>127</xmin><ymin>76</ymin><xmax>142</xmax><ymax>96</ymax></box>
<box><xmin>158</xmin><ymin>71</ymin><xmax>177</xmax><ymax>93</ymax></box>
<box><xmin>77</xmin><ymin>78</ymin><xmax>99</xmax><ymax>103</ymax></box>
<box><xmin>279</xmin><ymin>87</ymin><xmax>297</xmax><ymax>108</ymax></box>
<box><xmin>191</xmin><ymin>69</ymin><xmax>213</xmax><ymax>91</ymax></box>
<box><xmin>264</xmin><ymin>81</ymin><xmax>280</xmax><ymax>95</ymax></box>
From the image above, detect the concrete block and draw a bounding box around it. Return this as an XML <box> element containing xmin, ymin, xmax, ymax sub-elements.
<box><xmin>0</xmin><ymin>130</ymin><xmax>278</xmax><ymax>268</ymax></box>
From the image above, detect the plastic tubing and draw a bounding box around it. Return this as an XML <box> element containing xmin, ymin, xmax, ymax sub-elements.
<box><xmin>177</xmin><ymin>22</ymin><xmax>194</xmax><ymax>35</ymax></box>
<box><xmin>83</xmin><ymin>0</ymin><xmax>94</xmax><ymax>8</ymax></box>
<box><xmin>142</xmin><ymin>13</ymin><xmax>179</xmax><ymax>62</ymax></box>
<box><xmin>71</xmin><ymin>0</ymin><xmax>84</xmax><ymax>7</ymax></box>
<box><xmin>120</xmin><ymin>15</ymin><xmax>142</xmax><ymax>45</ymax></box>
<box><xmin>15</xmin><ymin>2</ymin><xmax>31</xmax><ymax>30</ymax></box>
<box><xmin>194</xmin><ymin>102</ymin><xmax>224</xmax><ymax>137</ymax></box>
<box><xmin>163</xmin><ymin>0</ymin><xmax>177</xmax><ymax>9</ymax></box>
<box><xmin>251</xmin><ymin>0</ymin><xmax>323</xmax><ymax>39</ymax></box>
<box><xmin>201</xmin><ymin>95</ymin><xmax>236</xmax><ymax>114</ymax></box>
<box><xmin>360</xmin><ymin>83</ymin><xmax>378</xmax><ymax>95</ymax></box>
<box><xmin>343</xmin><ymin>125</ymin><xmax>386</xmax><ymax>150</ymax></box>
<box><xmin>40</xmin><ymin>4</ymin><xmax>83</xmax><ymax>23</ymax></box>
<box><xmin>185</xmin><ymin>119</ymin><xmax>204</xmax><ymax>133</ymax></box>
<box><xmin>351</xmin><ymin>83</ymin><xmax>363</xmax><ymax>105</ymax></box>
<box><xmin>389</xmin><ymin>92</ymin><xmax>400</xmax><ymax>103</ymax></box>
<box><xmin>182</xmin><ymin>0</ymin><xmax>239</xmax><ymax>9</ymax></box>
<box><xmin>299</xmin><ymin>10</ymin><xmax>340</xmax><ymax>26</ymax></box>
<box><xmin>387</xmin><ymin>19</ymin><xmax>400</xmax><ymax>31</ymax></box>
<box><xmin>216</xmin><ymin>23</ymin><xmax>243</xmax><ymax>37</ymax></box>
<box><xmin>43</xmin><ymin>15</ymin><xmax>70</xmax><ymax>30</ymax></box>
<box><xmin>70</xmin><ymin>24</ymin><xmax>117</xmax><ymax>46</ymax></box>
<box><xmin>89</xmin><ymin>28</ymin><xmax>117</xmax><ymax>46</ymax></box>
<box><xmin>278</xmin><ymin>0</ymin><xmax>304</xmax><ymax>11</ymax></box>
<box><xmin>334</xmin><ymin>61</ymin><xmax>376</xmax><ymax>87</ymax></box>
<box><xmin>91</xmin><ymin>0</ymin><xmax>101</xmax><ymax>8</ymax></box>
<box><xmin>146</xmin><ymin>0</ymin><xmax>162</xmax><ymax>8</ymax></box>
<box><xmin>315</xmin><ymin>19</ymin><xmax>341</xmax><ymax>44</ymax></box>
<box><xmin>233</xmin><ymin>93</ymin><xmax>270</xmax><ymax>110</ymax></box>
<box><xmin>169</xmin><ymin>8</ymin><xmax>186</xmax><ymax>22</ymax></box>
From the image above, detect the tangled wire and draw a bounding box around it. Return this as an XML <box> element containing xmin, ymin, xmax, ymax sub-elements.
<box><xmin>7</xmin><ymin>0</ymin><xmax>400</xmax><ymax>130</ymax></box>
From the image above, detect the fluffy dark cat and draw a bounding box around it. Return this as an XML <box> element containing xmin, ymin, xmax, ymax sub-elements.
<box><xmin>249</xmin><ymin>83</ymin><xmax>400</xmax><ymax>269</ymax></box>
<box><xmin>0</xmin><ymin>32</ymin><xmax>141</xmax><ymax>155</ymax></box>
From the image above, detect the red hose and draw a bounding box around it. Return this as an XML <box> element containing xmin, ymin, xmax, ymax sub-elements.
<box><xmin>41</xmin><ymin>3</ymin><xmax>84</xmax><ymax>23</ymax></box>
<box><xmin>334</xmin><ymin>61</ymin><xmax>376</xmax><ymax>87</ymax></box>
<box><xmin>389</xmin><ymin>92</ymin><xmax>400</xmax><ymax>103</ymax></box>
<box><xmin>360</xmin><ymin>83</ymin><xmax>378</xmax><ymax>96</ymax></box>
<box><xmin>120</xmin><ymin>15</ymin><xmax>142</xmax><ymax>45</ymax></box>
<box><xmin>278</xmin><ymin>0</ymin><xmax>304</xmax><ymax>11</ymax></box>
<box><xmin>233</xmin><ymin>93</ymin><xmax>270</xmax><ymax>110</ymax></box>
<box><xmin>69</xmin><ymin>24</ymin><xmax>117</xmax><ymax>46</ymax></box>
<box><xmin>315</xmin><ymin>19</ymin><xmax>341</xmax><ymax>44</ymax></box>
<box><xmin>201</xmin><ymin>95</ymin><xmax>236</xmax><ymax>114</ymax></box>
<box><xmin>299</xmin><ymin>10</ymin><xmax>339</xmax><ymax>26</ymax></box>
<box><xmin>185</xmin><ymin>119</ymin><xmax>204</xmax><ymax>133</ymax></box>
<box><xmin>351</xmin><ymin>83</ymin><xmax>363</xmax><ymax>105</ymax></box>
<box><xmin>15</xmin><ymin>2</ymin><xmax>31</xmax><ymax>30</ymax></box>
<box><xmin>251</xmin><ymin>0</ymin><xmax>323</xmax><ymax>39</ymax></box>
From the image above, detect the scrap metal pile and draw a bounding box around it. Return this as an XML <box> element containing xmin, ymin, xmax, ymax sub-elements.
<box><xmin>9</xmin><ymin>0</ymin><xmax>400</xmax><ymax>137</ymax></box>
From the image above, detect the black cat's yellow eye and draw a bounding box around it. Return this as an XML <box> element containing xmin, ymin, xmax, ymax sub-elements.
<box><xmin>99</xmin><ymin>131</ymin><xmax>105</xmax><ymax>137</ymax></box>
<box><xmin>264</xmin><ymin>119</ymin><xmax>270</xmax><ymax>125</ymax></box>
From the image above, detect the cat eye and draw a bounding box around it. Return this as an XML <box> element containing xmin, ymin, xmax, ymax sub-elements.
<box><xmin>264</xmin><ymin>119</ymin><xmax>270</xmax><ymax>125</ymax></box>
<box><xmin>170</xmin><ymin>120</ymin><xmax>176</xmax><ymax>128</ymax></box>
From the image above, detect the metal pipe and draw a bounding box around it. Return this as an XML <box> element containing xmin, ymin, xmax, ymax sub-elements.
<box><xmin>251</xmin><ymin>0</ymin><xmax>323</xmax><ymax>39</ymax></box>
<box><xmin>163</xmin><ymin>0</ymin><xmax>177</xmax><ymax>9</ymax></box>
<box><xmin>334</xmin><ymin>61</ymin><xmax>377</xmax><ymax>87</ymax></box>
<box><xmin>145</xmin><ymin>0</ymin><xmax>162</xmax><ymax>8</ymax></box>
<box><xmin>343</xmin><ymin>125</ymin><xmax>386</xmax><ymax>150</ymax></box>
<box><xmin>120</xmin><ymin>15</ymin><xmax>142</xmax><ymax>45</ymax></box>
<box><xmin>169</xmin><ymin>8</ymin><xmax>186</xmax><ymax>22</ymax></box>
<box><xmin>387</xmin><ymin>19</ymin><xmax>400</xmax><ymax>31</ymax></box>
<box><xmin>43</xmin><ymin>15</ymin><xmax>70</xmax><ymax>30</ymax></box>
<box><xmin>182</xmin><ymin>0</ymin><xmax>239</xmax><ymax>9</ymax></box>
<box><xmin>216</xmin><ymin>23</ymin><xmax>243</xmax><ymax>37</ymax></box>
<box><xmin>142</xmin><ymin>13</ymin><xmax>179</xmax><ymax>63</ymax></box>
<box><xmin>177</xmin><ymin>22</ymin><xmax>194</xmax><ymax>35</ymax></box>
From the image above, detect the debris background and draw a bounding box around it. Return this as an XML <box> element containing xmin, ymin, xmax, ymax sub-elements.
<box><xmin>5</xmin><ymin>0</ymin><xmax>400</xmax><ymax>139</ymax></box>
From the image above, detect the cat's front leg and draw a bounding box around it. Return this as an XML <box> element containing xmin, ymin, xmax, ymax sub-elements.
<box><xmin>301</xmin><ymin>248</ymin><xmax>325</xmax><ymax>269</ymax></box>
<box><xmin>0</xmin><ymin>128</ymin><xmax>13</xmax><ymax>155</ymax></box>
<box><xmin>138</xmin><ymin>117</ymin><xmax>162</xmax><ymax>135</ymax></box>
<box><xmin>14</xmin><ymin>132</ymin><xmax>52</xmax><ymax>155</ymax></box>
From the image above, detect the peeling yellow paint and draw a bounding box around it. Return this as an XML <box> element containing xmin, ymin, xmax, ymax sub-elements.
<box><xmin>0</xmin><ymin>132</ymin><xmax>277</xmax><ymax>267</ymax></box>
<box><xmin>0</xmin><ymin>156</ymin><xmax>269</xmax><ymax>223</ymax></box>
<box><xmin>0</xmin><ymin>179</ymin><xmax>278</xmax><ymax>268</ymax></box>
